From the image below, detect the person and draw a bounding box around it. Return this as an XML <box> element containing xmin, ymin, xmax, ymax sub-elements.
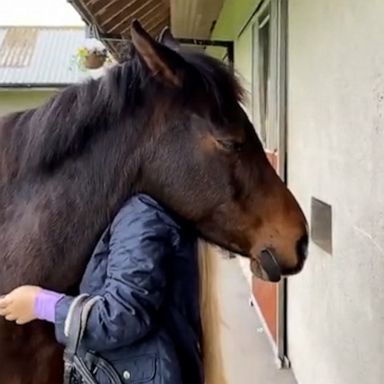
<box><xmin>0</xmin><ymin>194</ymin><xmax>208</xmax><ymax>384</ymax></box>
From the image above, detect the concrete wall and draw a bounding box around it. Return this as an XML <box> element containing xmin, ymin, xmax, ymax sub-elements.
<box><xmin>287</xmin><ymin>1</ymin><xmax>384</xmax><ymax>383</ymax></box>
<box><xmin>0</xmin><ymin>90</ymin><xmax>56</xmax><ymax>116</ymax></box>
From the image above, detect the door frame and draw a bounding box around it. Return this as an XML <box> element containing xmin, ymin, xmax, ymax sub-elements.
<box><xmin>275</xmin><ymin>0</ymin><xmax>289</xmax><ymax>367</ymax></box>
<box><xmin>249</xmin><ymin>0</ymin><xmax>289</xmax><ymax>367</ymax></box>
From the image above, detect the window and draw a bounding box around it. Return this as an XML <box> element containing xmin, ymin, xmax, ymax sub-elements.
<box><xmin>252</xmin><ymin>2</ymin><xmax>279</xmax><ymax>152</ymax></box>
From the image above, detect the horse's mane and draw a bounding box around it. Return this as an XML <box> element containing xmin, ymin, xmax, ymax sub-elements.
<box><xmin>0</xmin><ymin>45</ymin><xmax>243</xmax><ymax>178</ymax></box>
<box><xmin>1</xmin><ymin>56</ymin><xmax>145</xmax><ymax>176</ymax></box>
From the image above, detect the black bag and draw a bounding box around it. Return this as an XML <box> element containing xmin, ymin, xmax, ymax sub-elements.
<box><xmin>63</xmin><ymin>295</ymin><xmax>123</xmax><ymax>384</ymax></box>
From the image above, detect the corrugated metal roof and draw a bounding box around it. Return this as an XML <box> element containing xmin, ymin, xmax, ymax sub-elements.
<box><xmin>0</xmin><ymin>28</ymin><xmax>38</xmax><ymax>67</ymax></box>
<box><xmin>0</xmin><ymin>26</ymin><xmax>104</xmax><ymax>87</ymax></box>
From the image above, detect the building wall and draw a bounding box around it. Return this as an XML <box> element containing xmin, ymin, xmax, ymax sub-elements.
<box><xmin>207</xmin><ymin>0</ymin><xmax>260</xmax><ymax>99</ymax></box>
<box><xmin>211</xmin><ymin>0</ymin><xmax>257</xmax><ymax>41</ymax></box>
<box><xmin>208</xmin><ymin>0</ymin><xmax>263</xmax><ymax>110</ymax></box>
<box><xmin>0</xmin><ymin>90</ymin><xmax>56</xmax><ymax>116</ymax></box>
<box><xmin>287</xmin><ymin>1</ymin><xmax>384</xmax><ymax>383</ymax></box>
<box><xmin>233</xmin><ymin>26</ymin><xmax>253</xmax><ymax>102</ymax></box>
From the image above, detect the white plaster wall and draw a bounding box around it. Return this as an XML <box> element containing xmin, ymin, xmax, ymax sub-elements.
<box><xmin>287</xmin><ymin>1</ymin><xmax>384</xmax><ymax>384</ymax></box>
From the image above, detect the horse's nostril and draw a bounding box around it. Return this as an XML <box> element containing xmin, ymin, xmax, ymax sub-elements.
<box><xmin>281</xmin><ymin>234</ymin><xmax>309</xmax><ymax>277</ymax></box>
<box><xmin>296</xmin><ymin>234</ymin><xmax>309</xmax><ymax>262</ymax></box>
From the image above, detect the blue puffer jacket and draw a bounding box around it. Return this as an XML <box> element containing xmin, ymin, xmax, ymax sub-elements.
<box><xmin>54</xmin><ymin>194</ymin><xmax>203</xmax><ymax>384</ymax></box>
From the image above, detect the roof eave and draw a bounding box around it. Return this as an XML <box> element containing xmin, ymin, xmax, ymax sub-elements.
<box><xmin>67</xmin><ymin>0</ymin><xmax>224</xmax><ymax>58</ymax></box>
<box><xmin>170</xmin><ymin>0</ymin><xmax>224</xmax><ymax>39</ymax></box>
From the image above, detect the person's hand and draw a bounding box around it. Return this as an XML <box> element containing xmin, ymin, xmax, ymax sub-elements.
<box><xmin>0</xmin><ymin>286</ymin><xmax>42</xmax><ymax>324</ymax></box>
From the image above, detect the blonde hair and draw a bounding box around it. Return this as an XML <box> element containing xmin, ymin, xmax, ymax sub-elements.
<box><xmin>198</xmin><ymin>241</ymin><xmax>228</xmax><ymax>384</ymax></box>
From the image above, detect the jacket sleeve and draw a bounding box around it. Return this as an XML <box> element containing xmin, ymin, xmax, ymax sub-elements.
<box><xmin>54</xmin><ymin>199</ymin><xmax>174</xmax><ymax>352</ymax></box>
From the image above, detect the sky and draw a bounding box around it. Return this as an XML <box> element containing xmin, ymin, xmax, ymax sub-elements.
<box><xmin>0</xmin><ymin>0</ymin><xmax>84</xmax><ymax>26</ymax></box>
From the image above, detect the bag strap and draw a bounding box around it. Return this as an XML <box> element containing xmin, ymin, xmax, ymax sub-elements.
<box><xmin>63</xmin><ymin>295</ymin><xmax>101</xmax><ymax>384</ymax></box>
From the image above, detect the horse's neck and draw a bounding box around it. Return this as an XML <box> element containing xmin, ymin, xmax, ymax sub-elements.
<box><xmin>56</xmin><ymin>121</ymin><xmax>143</xmax><ymax>224</ymax></box>
<box><xmin>0</xmin><ymin>116</ymin><xmax>144</xmax><ymax>292</ymax></box>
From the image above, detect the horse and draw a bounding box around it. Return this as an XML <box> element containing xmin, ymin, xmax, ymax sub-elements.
<box><xmin>0</xmin><ymin>21</ymin><xmax>308</xmax><ymax>384</ymax></box>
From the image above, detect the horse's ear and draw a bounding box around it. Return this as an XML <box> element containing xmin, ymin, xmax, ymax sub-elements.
<box><xmin>158</xmin><ymin>27</ymin><xmax>181</xmax><ymax>51</ymax></box>
<box><xmin>130</xmin><ymin>20</ymin><xmax>183</xmax><ymax>87</ymax></box>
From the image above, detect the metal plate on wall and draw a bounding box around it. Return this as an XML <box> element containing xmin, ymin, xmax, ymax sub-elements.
<box><xmin>311</xmin><ymin>197</ymin><xmax>332</xmax><ymax>254</ymax></box>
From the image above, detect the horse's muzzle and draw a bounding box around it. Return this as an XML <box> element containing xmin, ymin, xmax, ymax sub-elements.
<box><xmin>280</xmin><ymin>234</ymin><xmax>309</xmax><ymax>276</ymax></box>
<box><xmin>251</xmin><ymin>233</ymin><xmax>309</xmax><ymax>282</ymax></box>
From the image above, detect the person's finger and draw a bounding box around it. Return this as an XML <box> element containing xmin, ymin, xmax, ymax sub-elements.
<box><xmin>5</xmin><ymin>314</ymin><xmax>17</xmax><ymax>321</ymax></box>
<box><xmin>0</xmin><ymin>307</ymin><xmax>10</xmax><ymax>316</ymax></box>
<box><xmin>0</xmin><ymin>296</ymin><xmax>11</xmax><ymax>308</ymax></box>
<box><xmin>16</xmin><ymin>318</ymin><xmax>26</xmax><ymax>325</ymax></box>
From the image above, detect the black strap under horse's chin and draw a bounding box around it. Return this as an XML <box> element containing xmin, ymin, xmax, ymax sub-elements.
<box><xmin>63</xmin><ymin>295</ymin><xmax>100</xmax><ymax>384</ymax></box>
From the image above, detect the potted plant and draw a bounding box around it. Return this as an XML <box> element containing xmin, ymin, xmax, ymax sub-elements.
<box><xmin>76</xmin><ymin>46</ymin><xmax>109</xmax><ymax>70</ymax></box>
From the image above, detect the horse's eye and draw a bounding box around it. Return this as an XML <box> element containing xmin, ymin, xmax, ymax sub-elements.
<box><xmin>217</xmin><ymin>139</ymin><xmax>244</xmax><ymax>153</ymax></box>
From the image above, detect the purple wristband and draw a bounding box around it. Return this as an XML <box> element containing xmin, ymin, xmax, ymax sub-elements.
<box><xmin>34</xmin><ymin>289</ymin><xmax>65</xmax><ymax>323</ymax></box>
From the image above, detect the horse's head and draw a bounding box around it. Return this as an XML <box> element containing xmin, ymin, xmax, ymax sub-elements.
<box><xmin>129</xmin><ymin>21</ymin><xmax>308</xmax><ymax>282</ymax></box>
